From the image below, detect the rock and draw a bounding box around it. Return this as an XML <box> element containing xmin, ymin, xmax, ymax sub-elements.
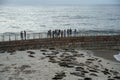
<box><xmin>27</xmin><ymin>51</ymin><xmax>35</xmax><ymax>54</ymax></box>
<box><xmin>70</xmin><ymin>72</ymin><xmax>85</xmax><ymax>77</ymax></box>
<box><xmin>84</xmin><ymin>78</ymin><xmax>92</xmax><ymax>80</ymax></box>
<box><xmin>102</xmin><ymin>69</ymin><xmax>110</xmax><ymax>75</ymax></box>
<box><xmin>108</xmin><ymin>79</ymin><xmax>114</xmax><ymax>80</ymax></box>
<box><xmin>78</xmin><ymin>63</ymin><xmax>85</xmax><ymax>66</ymax></box>
<box><xmin>49</xmin><ymin>48</ymin><xmax>56</xmax><ymax>50</ymax></box>
<box><xmin>51</xmin><ymin>51</ymin><xmax>59</xmax><ymax>55</ymax></box>
<box><xmin>113</xmin><ymin>76</ymin><xmax>120</xmax><ymax>79</ymax></box>
<box><xmin>71</xmin><ymin>50</ymin><xmax>78</xmax><ymax>53</ymax></box>
<box><xmin>49</xmin><ymin>57</ymin><xmax>58</xmax><ymax>63</ymax></box>
<box><xmin>90</xmin><ymin>73</ymin><xmax>98</xmax><ymax>77</ymax></box>
<box><xmin>19</xmin><ymin>65</ymin><xmax>31</xmax><ymax>71</ymax></box>
<box><xmin>73</xmin><ymin>54</ymin><xmax>84</xmax><ymax>57</ymax></box>
<box><xmin>18</xmin><ymin>48</ymin><xmax>26</xmax><ymax>51</ymax></box>
<box><xmin>0</xmin><ymin>64</ymin><xmax>4</xmax><ymax>66</ymax></box>
<box><xmin>40</xmin><ymin>49</ymin><xmax>47</xmax><ymax>52</ymax></box>
<box><xmin>7</xmin><ymin>49</ymin><xmax>16</xmax><ymax>53</ymax></box>
<box><xmin>28</xmin><ymin>55</ymin><xmax>35</xmax><ymax>58</ymax></box>
<box><xmin>52</xmin><ymin>71</ymin><xmax>66</xmax><ymax>80</ymax></box>
<box><xmin>82</xmin><ymin>70</ymin><xmax>89</xmax><ymax>73</ymax></box>
<box><xmin>110</xmin><ymin>70</ymin><xmax>119</xmax><ymax>75</ymax></box>
<box><xmin>0</xmin><ymin>50</ymin><xmax>5</xmax><ymax>53</ymax></box>
<box><xmin>75</xmin><ymin>67</ymin><xmax>84</xmax><ymax>71</ymax></box>
<box><xmin>87</xmin><ymin>59</ymin><xmax>95</xmax><ymax>61</ymax></box>
<box><xmin>42</xmin><ymin>53</ymin><xmax>46</xmax><ymax>55</ymax></box>
<box><xmin>89</xmin><ymin>70</ymin><xmax>98</xmax><ymax>73</ymax></box>
<box><xmin>85</xmin><ymin>61</ymin><xmax>93</xmax><ymax>65</ymax></box>
<box><xmin>23</xmin><ymin>70</ymin><xmax>36</xmax><ymax>74</ymax></box>
<box><xmin>10</xmin><ymin>52</ymin><xmax>16</xmax><ymax>55</ymax></box>
<box><xmin>63</xmin><ymin>48</ymin><xmax>69</xmax><ymax>51</ymax></box>
<box><xmin>98</xmin><ymin>60</ymin><xmax>102</xmax><ymax>62</ymax></box>
<box><xmin>58</xmin><ymin>62</ymin><xmax>74</xmax><ymax>68</ymax></box>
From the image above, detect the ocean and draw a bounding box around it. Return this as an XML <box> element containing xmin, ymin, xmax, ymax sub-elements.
<box><xmin>0</xmin><ymin>5</ymin><xmax>120</xmax><ymax>33</ymax></box>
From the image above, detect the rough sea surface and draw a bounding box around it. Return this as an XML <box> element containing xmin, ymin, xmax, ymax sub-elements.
<box><xmin>0</xmin><ymin>5</ymin><xmax>120</xmax><ymax>33</ymax></box>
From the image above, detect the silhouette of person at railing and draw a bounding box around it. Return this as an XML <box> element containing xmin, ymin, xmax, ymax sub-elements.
<box><xmin>24</xmin><ymin>31</ymin><xmax>26</xmax><ymax>40</ymax></box>
<box><xmin>74</xmin><ymin>29</ymin><xmax>77</xmax><ymax>37</ymax></box>
<box><xmin>20</xmin><ymin>31</ymin><xmax>23</xmax><ymax>40</ymax></box>
<box><xmin>64</xmin><ymin>29</ymin><xmax>66</xmax><ymax>37</ymax></box>
<box><xmin>47</xmin><ymin>30</ymin><xmax>52</xmax><ymax>38</ymax></box>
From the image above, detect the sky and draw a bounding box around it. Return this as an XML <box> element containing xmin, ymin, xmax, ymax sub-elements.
<box><xmin>0</xmin><ymin>0</ymin><xmax>120</xmax><ymax>5</ymax></box>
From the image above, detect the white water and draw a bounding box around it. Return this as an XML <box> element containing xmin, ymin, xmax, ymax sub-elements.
<box><xmin>114</xmin><ymin>53</ymin><xmax>120</xmax><ymax>61</ymax></box>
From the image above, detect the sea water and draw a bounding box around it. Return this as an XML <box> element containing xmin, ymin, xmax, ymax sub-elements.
<box><xmin>0</xmin><ymin>5</ymin><xmax>120</xmax><ymax>33</ymax></box>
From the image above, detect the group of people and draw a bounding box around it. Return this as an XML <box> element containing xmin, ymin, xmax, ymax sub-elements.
<box><xmin>47</xmin><ymin>29</ymin><xmax>77</xmax><ymax>38</ymax></box>
<box><xmin>20</xmin><ymin>29</ymin><xmax>78</xmax><ymax>40</ymax></box>
<box><xmin>20</xmin><ymin>31</ymin><xmax>27</xmax><ymax>40</ymax></box>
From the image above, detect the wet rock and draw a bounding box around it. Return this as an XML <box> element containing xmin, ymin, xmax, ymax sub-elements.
<box><xmin>52</xmin><ymin>71</ymin><xmax>66</xmax><ymax>80</ymax></box>
<box><xmin>84</xmin><ymin>77</ymin><xmax>92</xmax><ymax>80</ymax></box>
<box><xmin>27</xmin><ymin>51</ymin><xmax>35</xmax><ymax>54</ymax></box>
<box><xmin>70</xmin><ymin>72</ymin><xmax>85</xmax><ymax>77</ymax></box>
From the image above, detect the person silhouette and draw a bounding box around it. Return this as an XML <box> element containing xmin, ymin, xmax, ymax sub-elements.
<box><xmin>20</xmin><ymin>31</ymin><xmax>23</xmax><ymax>40</ymax></box>
<box><xmin>24</xmin><ymin>31</ymin><xmax>26</xmax><ymax>40</ymax></box>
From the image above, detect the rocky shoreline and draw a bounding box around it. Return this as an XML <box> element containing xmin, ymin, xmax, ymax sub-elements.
<box><xmin>0</xmin><ymin>48</ymin><xmax>120</xmax><ymax>80</ymax></box>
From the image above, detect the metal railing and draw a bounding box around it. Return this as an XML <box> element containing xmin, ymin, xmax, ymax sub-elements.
<box><xmin>0</xmin><ymin>31</ymin><xmax>119</xmax><ymax>42</ymax></box>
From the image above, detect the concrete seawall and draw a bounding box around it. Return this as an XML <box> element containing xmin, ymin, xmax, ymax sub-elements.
<box><xmin>0</xmin><ymin>35</ymin><xmax>120</xmax><ymax>52</ymax></box>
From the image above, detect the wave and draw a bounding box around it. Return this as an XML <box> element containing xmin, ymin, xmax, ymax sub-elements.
<box><xmin>114</xmin><ymin>53</ymin><xmax>120</xmax><ymax>61</ymax></box>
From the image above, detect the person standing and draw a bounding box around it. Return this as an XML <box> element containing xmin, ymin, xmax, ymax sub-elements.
<box><xmin>24</xmin><ymin>31</ymin><xmax>27</xmax><ymax>40</ymax></box>
<box><xmin>20</xmin><ymin>31</ymin><xmax>23</xmax><ymax>40</ymax></box>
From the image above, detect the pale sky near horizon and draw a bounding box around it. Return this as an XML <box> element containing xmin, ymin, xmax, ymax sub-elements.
<box><xmin>0</xmin><ymin>0</ymin><xmax>120</xmax><ymax>5</ymax></box>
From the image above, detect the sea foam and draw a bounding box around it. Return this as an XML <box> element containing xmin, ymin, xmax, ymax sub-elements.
<box><xmin>114</xmin><ymin>53</ymin><xmax>120</xmax><ymax>61</ymax></box>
